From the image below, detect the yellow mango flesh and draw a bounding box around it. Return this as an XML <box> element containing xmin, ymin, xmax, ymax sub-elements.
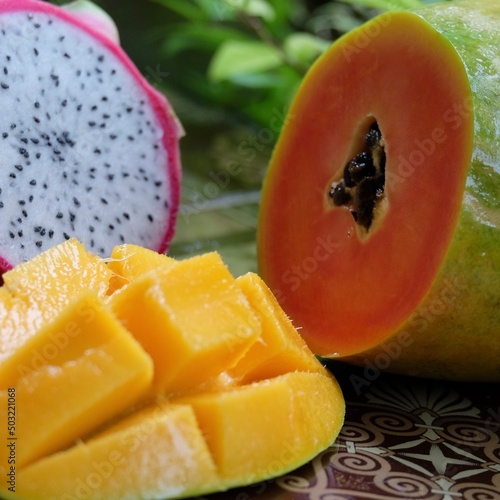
<box><xmin>230</xmin><ymin>272</ymin><xmax>326</xmax><ymax>383</ymax></box>
<box><xmin>16</xmin><ymin>405</ymin><xmax>219</xmax><ymax>500</ymax></box>
<box><xmin>106</xmin><ymin>243</ymin><xmax>177</xmax><ymax>294</ymax></box>
<box><xmin>110</xmin><ymin>252</ymin><xmax>261</xmax><ymax>393</ymax></box>
<box><xmin>16</xmin><ymin>372</ymin><xmax>343</xmax><ymax>499</ymax></box>
<box><xmin>176</xmin><ymin>371</ymin><xmax>344</xmax><ymax>488</ymax></box>
<box><xmin>2</xmin><ymin>238</ymin><xmax>111</xmax><ymax>303</ymax></box>
<box><xmin>0</xmin><ymin>239</ymin><xmax>112</xmax><ymax>386</ymax></box>
<box><xmin>2</xmin><ymin>293</ymin><xmax>142</xmax><ymax>389</ymax></box>
<box><xmin>0</xmin><ymin>293</ymin><xmax>153</xmax><ymax>469</ymax></box>
<box><xmin>0</xmin><ymin>241</ymin><xmax>345</xmax><ymax>500</ymax></box>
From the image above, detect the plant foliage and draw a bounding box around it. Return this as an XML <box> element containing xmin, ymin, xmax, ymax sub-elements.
<box><xmin>151</xmin><ymin>0</ymin><xmax>447</xmax><ymax>127</ymax></box>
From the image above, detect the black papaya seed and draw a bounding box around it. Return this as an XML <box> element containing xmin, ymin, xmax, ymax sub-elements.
<box><xmin>343</xmin><ymin>162</ymin><xmax>356</xmax><ymax>187</ymax></box>
<box><xmin>357</xmin><ymin>177</ymin><xmax>378</xmax><ymax>202</ymax></box>
<box><xmin>356</xmin><ymin>199</ymin><xmax>375</xmax><ymax>229</ymax></box>
<box><xmin>330</xmin><ymin>183</ymin><xmax>351</xmax><ymax>206</ymax></box>
<box><xmin>364</xmin><ymin>122</ymin><xmax>381</xmax><ymax>149</ymax></box>
<box><xmin>374</xmin><ymin>175</ymin><xmax>385</xmax><ymax>198</ymax></box>
<box><xmin>348</xmin><ymin>151</ymin><xmax>375</xmax><ymax>183</ymax></box>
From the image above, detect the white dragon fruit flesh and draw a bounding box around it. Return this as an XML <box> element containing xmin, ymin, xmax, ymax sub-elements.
<box><xmin>0</xmin><ymin>0</ymin><xmax>182</xmax><ymax>273</ymax></box>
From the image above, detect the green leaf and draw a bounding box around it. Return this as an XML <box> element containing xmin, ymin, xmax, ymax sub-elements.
<box><xmin>152</xmin><ymin>0</ymin><xmax>206</xmax><ymax>20</ymax></box>
<box><xmin>266</xmin><ymin>0</ymin><xmax>297</xmax><ymax>30</ymax></box>
<box><xmin>225</xmin><ymin>0</ymin><xmax>276</xmax><ymax>21</ymax></box>
<box><xmin>230</xmin><ymin>72</ymin><xmax>287</xmax><ymax>88</ymax></box>
<box><xmin>208</xmin><ymin>40</ymin><xmax>283</xmax><ymax>82</ymax></box>
<box><xmin>194</xmin><ymin>0</ymin><xmax>235</xmax><ymax>21</ymax></box>
<box><xmin>161</xmin><ymin>24</ymin><xmax>250</xmax><ymax>56</ymax></box>
<box><xmin>283</xmin><ymin>32</ymin><xmax>330</xmax><ymax>66</ymax></box>
<box><xmin>338</xmin><ymin>0</ymin><xmax>423</xmax><ymax>11</ymax></box>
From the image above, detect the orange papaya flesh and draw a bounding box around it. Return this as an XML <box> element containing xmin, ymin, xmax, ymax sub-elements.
<box><xmin>258</xmin><ymin>1</ymin><xmax>500</xmax><ymax>380</ymax></box>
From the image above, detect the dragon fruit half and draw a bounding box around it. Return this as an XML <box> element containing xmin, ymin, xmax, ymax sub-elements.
<box><xmin>0</xmin><ymin>0</ymin><xmax>182</xmax><ymax>272</ymax></box>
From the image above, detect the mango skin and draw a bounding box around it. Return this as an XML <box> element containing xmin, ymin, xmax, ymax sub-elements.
<box><xmin>258</xmin><ymin>1</ymin><xmax>500</xmax><ymax>381</ymax></box>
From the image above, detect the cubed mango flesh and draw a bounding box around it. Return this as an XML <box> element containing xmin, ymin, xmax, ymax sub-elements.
<box><xmin>106</xmin><ymin>243</ymin><xmax>177</xmax><ymax>294</ymax></box>
<box><xmin>176</xmin><ymin>371</ymin><xmax>344</xmax><ymax>488</ymax></box>
<box><xmin>2</xmin><ymin>238</ymin><xmax>111</xmax><ymax>304</ymax></box>
<box><xmin>16</xmin><ymin>404</ymin><xmax>218</xmax><ymax>500</ymax></box>
<box><xmin>110</xmin><ymin>252</ymin><xmax>261</xmax><ymax>393</ymax></box>
<box><xmin>2</xmin><ymin>293</ymin><xmax>146</xmax><ymax>389</ymax></box>
<box><xmin>0</xmin><ymin>241</ymin><xmax>345</xmax><ymax>500</ymax></box>
<box><xmin>0</xmin><ymin>239</ymin><xmax>112</xmax><ymax>385</ymax></box>
<box><xmin>230</xmin><ymin>272</ymin><xmax>327</xmax><ymax>383</ymax></box>
<box><xmin>0</xmin><ymin>293</ymin><xmax>153</xmax><ymax>469</ymax></box>
<box><xmin>16</xmin><ymin>372</ymin><xmax>343</xmax><ymax>499</ymax></box>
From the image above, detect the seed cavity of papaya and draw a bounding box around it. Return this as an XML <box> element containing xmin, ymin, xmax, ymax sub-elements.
<box><xmin>328</xmin><ymin>121</ymin><xmax>387</xmax><ymax>234</ymax></box>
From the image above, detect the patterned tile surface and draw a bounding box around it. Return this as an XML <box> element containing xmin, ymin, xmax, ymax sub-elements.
<box><xmin>202</xmin><ymin>362</ymin><xmax>500</xmax><ymax>500</ymax></box>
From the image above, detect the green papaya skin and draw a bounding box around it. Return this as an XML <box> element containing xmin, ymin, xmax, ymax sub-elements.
<box><xmin>258</xmin><ymin>0</ymin><xmax>500</xmax><ymax>381</ymax></box>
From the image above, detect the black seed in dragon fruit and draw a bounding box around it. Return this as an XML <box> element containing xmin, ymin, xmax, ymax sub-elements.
<box><xmin>0</xmin><ymin>0</ymin><xmax>183</xmax><ymax>273</ymax></box>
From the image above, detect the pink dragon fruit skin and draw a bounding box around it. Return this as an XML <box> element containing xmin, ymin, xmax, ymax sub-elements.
<box><xmin>0</xmin><ymin>0</ymin><xmax>183</xmax><ymax>273</ymax></box>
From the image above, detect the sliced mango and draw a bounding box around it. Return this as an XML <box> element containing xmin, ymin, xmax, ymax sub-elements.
<box><xmin>2</xmin><ymin>238</ymin><xmax>111</xmax><ymax>304</ymax></box>
<box><xmin>0</xmin><ymin>293</ymin><xmax>153</xmax><ymax>469</ymax></box>
<box><xmin>176</xmin><ymin>371</ymin><xmax>344</xmax><ymax>488</ymax></box>
<box><xmin>16</xmin><ymin>404</ymin><xmax>218</xmax><ymax>500</ymax></box>
<box><xmin>110</xmin><ymin>252</ymin><xmax>261</xmax><ymax>393</ymax></box>
<box><xmin>0</xmin><ymin>241</ymin><xmax>345</xmax><ymax>500</ymax></box>
<box><xmin>0</xmin><ymin>239</ymin><xmax>112</xmax><ymax>385</ymax></box>
<box><xmin>107</xmin><ymin>243</ymin><xmax>177</xmax><ymax>294</ymax></box>
<box><xmin>0</xmin><ymin>287</ymin><xmax>12</xmax><ymax>314</ymax></box>
<box><xmin>0</xmin><ymin>297</ymin><xmax>34</xmax><ymax>374</ymax></box>
<box><xmin>2</xmin><ymin>291</ymin><xmax>153</xmax><ymax>390</ymax></box>
<box><xmin>230</xmin><ymin>272</ymin><xmax>327</xmax><ymax>383</ymax></box>
<box><xmin>16</xmin><ymin>372</ymin><xmax>343</xmax><ymax>499</ymax></box>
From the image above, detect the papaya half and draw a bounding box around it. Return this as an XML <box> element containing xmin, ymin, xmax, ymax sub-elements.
<box><xmin>258</xmin><ymin>0</ymin><xmax>500</xmax><ymax>381</ymax></box>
